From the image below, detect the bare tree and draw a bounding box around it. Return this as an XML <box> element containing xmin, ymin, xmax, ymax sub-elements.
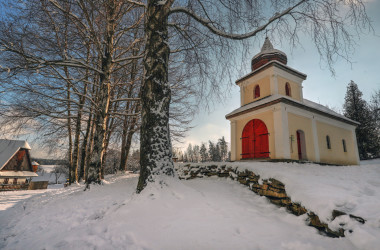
<box><xmin>0</xmin><ymin>0</ymin><xmax>144</xmax><ymax>186</ymax></box>
<box><xmin>52</xmin><ymin>165</ymin><xmax>69</xmax><ymax>184</ymax></box>
<box><xmin>136</xmin><ymin>0</ymin><xmax>372</xmax><ymax>192</ymax></box>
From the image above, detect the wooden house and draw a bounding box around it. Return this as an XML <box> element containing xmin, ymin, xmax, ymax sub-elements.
<box><xmin>0</xmin><ymin>139</ymin><xmax>38</xmax><ymax>190</ymax></box>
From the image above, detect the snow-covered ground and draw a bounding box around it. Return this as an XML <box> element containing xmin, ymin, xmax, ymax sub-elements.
<box><xmin>0</xmin><ymin>160</ymin><xmax>379</xmax><ymax>250</ymax></box>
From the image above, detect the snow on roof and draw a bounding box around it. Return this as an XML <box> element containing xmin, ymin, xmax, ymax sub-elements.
<box><xmin>31</xmin><ymin>161</ymin><xmax>40</xmax><ymax>166</ymax></box>
<box><xmin>0</xmin><ymin>139</ymin><xmax>32</xmax><ymax>170</ymax></box>
<box><xmin>302</xmin><ymin>99</ymin><xmax>357</xmax><ymax>123</ymax></box>
<box><xmin>0</xmin><ymin>171</ymin><xmax>38</xmax><ymax>177</ymax></box>
<box><xmin>226</xmin><ymin>95</ymin><xmax>358</xmax><ymax>125</ymax></box>
<box><xmin>236</xmin><ymin>60</ymin><xmax>307</xmax><ymax>84</ymax></box>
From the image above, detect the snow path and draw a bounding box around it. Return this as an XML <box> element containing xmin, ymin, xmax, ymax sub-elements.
<box><xmin>0</xmin><ymin>173</ymin><xmax>360</xmax><ymax>250</ymax></box>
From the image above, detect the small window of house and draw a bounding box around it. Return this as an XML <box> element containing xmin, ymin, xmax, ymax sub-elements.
<box><xmin>342</xmin><ymin>139</ymin><xmax>347</xmax><ymax>152</ymax></box>
<box><xmin>285</xmin><ymin>82</ymin><xmax>291</xmax><ymax>96</ymax></box>
<box><xmin>254</xmin><ymin>85</ymin><xmax>260</xmax><ymax>98</ymax></box>
<box><xmin>326</xmin><ymin>135</ymin><xmax>331</xmax><ymax>149</ymax></box>
<box><xmin>13</xmin><ymin>178</ymin><xmax>18</xmax><ymax>185</ymax></box>
<box><xmin>3</xmin><ymin>178</ymin><xmax>9</xmax><ymax>184</ymax></box>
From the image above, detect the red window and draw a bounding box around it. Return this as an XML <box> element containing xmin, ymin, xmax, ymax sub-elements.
<box><xmin>13</xmin><ymin>178</ymin><xmax>18</xmax><ymax>184</ymax></box>
<box><xmin>254</xmin><ymin>85</ymin><xmax>260</xmax><ymax>98</ymax></box>
<box><xmin>285</xmin><ymin>82</ymin><xmax>291</xmax><ymax>96</ymax></box>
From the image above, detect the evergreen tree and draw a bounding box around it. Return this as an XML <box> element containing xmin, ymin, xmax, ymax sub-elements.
<box><xmin>186</xmin><ymin>144</ymin><xmax>194</xmax><ymax>162</ymax></box>
<box><xmin>208</xmin><ymin>141</ymin><xmax>215</xmax><ymax>162</ymax></box>
<box><xmin>343</xmin><ymin>81</ymin><xmax>379</xmax><ymax>159</ymax></box>
<box><xmin>215</xmin><ymin>144</ymin><xmax>222</xmax><ymax>162</ymax></box>
<box><xmin>200</xmin><ymin>143</ymin><xmax>208</xmax><ymax>162</ymax></box>
<box><xmin>193</xmin><ymin>145</ymin><xmax>200</xmax><ymax>163</ymax></box>
<box><xmin>370</xmin><ymin>90</ymin><xmax>380</xmax><ymax>158</ymax></box>
<box><xmin>218</xmin><ymin>136</ymin><xmax>228</xmax><ymax>162</ymax></box>
<box><xmin>183</xmin><ymin>152</ymin><xmax>188</xmax><ymax>163</ymax></box>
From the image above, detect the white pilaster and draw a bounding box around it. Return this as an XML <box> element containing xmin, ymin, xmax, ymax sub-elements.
<box><xmin>230</xmin><ymin>120</ymin><xmax>237</xmax><ymax>161</ymax></box>
<box><xmin>352</xmin><ymin>128</ymin><xmax>360</xmax><ymax>165</ymax></box>
<box><xmin>240</xmin><ymin>86</ymin><xmax>244</xmax><ymax>106</ymax></box>
<box><xmin>270</xmin><ymin>74</ymin><xmax>279</xmax><ymax>95</ymax></box>
<box><xmin>300</xmin><ymin>86</ymin><xmax>304</xmax><ymax>102</ymax></box>
<box><xmin>273</xmin><ymin>104</ymin><xmax>290</xmax><ymax>159</ymax></box>
<box><xmin>312</xmin><ymin>118</ymin><xmax>320</xmax><ymax>162</ymax></box>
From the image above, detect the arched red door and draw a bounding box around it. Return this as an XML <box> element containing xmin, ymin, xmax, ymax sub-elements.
<box><xmin>296</xmin><ymin>130</ymin><xmax>307</xmax><ymax>160</ymax></box>
<box><xmin>242</xmin><ymin>119</ymin><xmax>269</xmax><ymax>159</ymax></box>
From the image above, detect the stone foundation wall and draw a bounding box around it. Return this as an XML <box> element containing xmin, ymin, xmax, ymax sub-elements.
<box><xmin>29</xmin><ymin>181</ymin><xmax>48</xmax><ymax>190</ymax></box>
<box><xmin>175</xmin><ymin>163</ymin><xmax>365</xmax><ymax>238</ymax></box>
<box><xmin>0</xmin><ymin>183</ymin><xmax>29</xmax><ymax>191</ymax></box>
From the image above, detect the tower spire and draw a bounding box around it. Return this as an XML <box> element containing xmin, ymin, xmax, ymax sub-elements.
<box><xmin>261</xmin><ymin>36</ymin><xmax>274</xmax><ymax>52</ymax></box>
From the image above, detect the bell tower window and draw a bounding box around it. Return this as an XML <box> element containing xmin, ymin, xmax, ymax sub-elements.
<box><xmin>254</xmin><ymin>85</ymin><xmax>260</xmax><ymax>98</ymax></box>
<box><xmin>285</xmin><ymin>82</ymin><xmax>291</xmax><ymax>97</ymax></box>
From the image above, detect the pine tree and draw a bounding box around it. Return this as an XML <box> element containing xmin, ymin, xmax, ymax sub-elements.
<box><xmin>370</xmin><ymin>90</ymin><xmax>380</xmax><ymax>158</ymax></box>
<box><xmin>208</xmin><ymin>141</ymin><xmax>215</xmax><ymax>162</ymax></box>
<box><xmin>215</xmin><ymin>144</ymin><xmax>222</xmax><ymax>162</ymax></box>
<box><xmin>200</xmin><ymin>143</ymin><xmax>208</xmax><ymax>162</ymax></box>
<box><xmin>183</xmin><ymin>152</ymin><xmax>188</xmax><ymax>163</ymax></box>
<box><xmin>343</xmin><ymin>81</ymin><xmax>379</xmax><ymax>159</ymax></box>
<box><xmin>186</xmin><ymin>144</ymin><xmax>193</xmax><ymax>162</ymax></box>
<box><xmin>218</xmin><ymin>136</ymin><xmax>228</xmax><ymax>162</ymax></box>
<box><xmin>193</xmin><ymin>145</ymin><xmax>200</xmax><ymax>163</ymax></box>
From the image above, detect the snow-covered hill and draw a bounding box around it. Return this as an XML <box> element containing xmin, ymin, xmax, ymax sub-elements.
<box><xmin>0</xmin><ymin>160</ymin><xmax>379</xmax><ymax>249</ymax></box>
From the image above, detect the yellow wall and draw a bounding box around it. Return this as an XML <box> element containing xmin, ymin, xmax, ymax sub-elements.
<box><xmin>242</xmin><ymin>76</ymin><xmax>271</xmax><ymax>105</ymax></box>
<box><xmin>316</xmin><ymin>121</ymin><xmax>357</xmax><ymax>165</ymax></box>
<box><xmin>277</xmin><ymin>76</ymin><xmax>301</xmax><ymax>101</ymax></box>
<box><xmin>287</xmin><ymin>113</ymin><xmax>316</xmax><ymax>161</ymax></box>
<box><xmin>234</xmin><ymin>110</ymin><xmax>275</xmax><ymax>160</ymax></box>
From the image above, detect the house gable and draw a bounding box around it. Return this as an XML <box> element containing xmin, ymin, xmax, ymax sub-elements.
<box><xmin>2</xmin><ymin>148</ymin><xmax>33</xmax><ymax>172</ymax></box>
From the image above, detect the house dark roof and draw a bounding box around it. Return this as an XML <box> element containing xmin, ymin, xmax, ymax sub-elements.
<box><xmin>0</xmin><ymin>139</ymin><xmax>32</xmax><ymax>170</ymax></box>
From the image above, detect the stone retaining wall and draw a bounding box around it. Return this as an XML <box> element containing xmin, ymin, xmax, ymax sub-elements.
<box><xmin>175</xmin><ymin>163</ymin><xmax>365</xmax><ymax>238</ymax></box>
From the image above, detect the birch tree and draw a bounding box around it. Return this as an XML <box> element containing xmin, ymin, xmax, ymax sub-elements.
<box><xmin>136</xmin><ymin>0</ymin><xmax>371</xmax><ymax>192</ymax></box>
<box><xmin>0</xmin><ymin>0</ymin><xmax>144</xmax><ymax>186</ymax></box>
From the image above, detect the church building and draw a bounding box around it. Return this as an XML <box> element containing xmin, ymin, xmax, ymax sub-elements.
<box><xmin>226</xmin><ymin>37</ymin><xmax>360</xmax><ymax>165</ymax></box>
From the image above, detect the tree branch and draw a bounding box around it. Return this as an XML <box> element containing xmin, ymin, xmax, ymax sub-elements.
<box><xmin>169</xmin><ymin>0</ymin><xmax>308</xmax><ymax>40</ymax></box>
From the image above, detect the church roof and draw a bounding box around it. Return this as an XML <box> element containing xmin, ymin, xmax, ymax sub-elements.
<box><xmin>252</xmin><ymin>37</ymin><xmax>287</xmax><ymax>60</ymax></box>
<box><xmin>251</xmin><ymin>37</ymin><xmax>288</xmax><ymax>71</ymax></box>
<box><xmin>236</xmin><ymin>60</ymin><xmax>307</xmax><ymax>84</ymax></box>
<box><xmin>0</xmin><ymin>139</ymin><xmax>31</xmax><ymax>170</ymax></box>
<box><xmin>225</xmin><ymin>95</ymin><xmax>359</xmax><ymax>126</ymax></box>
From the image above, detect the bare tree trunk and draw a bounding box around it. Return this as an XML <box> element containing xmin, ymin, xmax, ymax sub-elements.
<box><xmin>119</xmin><ymin>56</ymin><xmax>140</xmax><ymax>171</ymax></box>
<box><xmin>119</xmin><ymin>107</ymin><xmax>130</xmax><ymax>171</ymax></box>
<box><xmin>137</xmin><ymin>0</ymin><xmax>175</xmax><ymax>193</ymax></box>
<box><xmin>65</xmin><ymin>68</ymin><xmax>74</xmax><ymax>184</ymax></box>
<box><xmin>123</xmin><ymin>117</ymin><xmax>138</xmax><ymax>170</ymax></box>
<box><xmin>72</xmin><ymin>81</ymin><xmax>88</xmax><ymax>182</ymax></box>
<box><xmin>84</xmin><ymin>109</ymin><xmax>96</xmax><ymax>182</ymax></box>
<box><xmin>86</xmin><ymin>2</ymin><xmax>116</xmax><ymax>186</ymax></box>
<box><xmin>79</xmin><ymin>111</ymin><xmax>91</xmax><ymax>181</ymax></box>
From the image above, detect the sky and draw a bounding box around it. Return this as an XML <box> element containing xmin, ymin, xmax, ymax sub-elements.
<box><xmin>175</xmin><ymin>0</ymin><xmax>380</xmax><ymax>151</ymax></box>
